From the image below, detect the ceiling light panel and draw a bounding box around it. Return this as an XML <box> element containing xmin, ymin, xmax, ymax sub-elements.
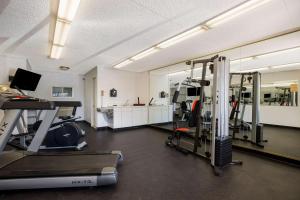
<box><xmin>168</xmin><ymin>71</ymin><xmax>187</xmax><ymax>76</ymax></box>
<box><xmin>256</xmin><ymin>46</ymin><xmax>300</xmax><ymax>58</ymax></box>
<box><xmin>230</xmin><ymin>57</ymin><xmax>253</xmax><ymax>64</ymax></box>
<box><xmin>205</xmin><ymin>0</ymin><xmax>271</xmax><ymax>27</ymax></box>
<box><xmin>271</xmin><ymin>62</ymin><xmax>300</xmax><ymax>69</ymax></box>
<box><xmin>53</xmin><ymin>20</ymin><xmax>71</xmax><ymax>45</ymax></box>
<box><xmin>114</xmin><ymin>59</ymin><xmax>133</xmax><ymax>69</ymax></box>
<box><xmin>131</xmin><ymin>47</ymin><xmax>159</xmax><ymax>61</ymax></box>
<box><xmin>157</xmin><ymin>26</ymin><xmax>205</xmax><ymax>49</ymax></box>
<box><xmin>239</xmin><ymin>67</ymin><xmax>269</xmax><ymax>72</ymax></box>
<box><xmin>50</xmin><ymin>0</ymin><xmax>80</xmax><ymax>59</ymax></box>
<box><xmin>50</xmin><ymin>45</ymin><xmax>63</xmax><ymax>59</ymax></box>
<box><xmin>58</xmin><ymin>0</ymin><xmax>81</xmax><ymax>21</ymax></box>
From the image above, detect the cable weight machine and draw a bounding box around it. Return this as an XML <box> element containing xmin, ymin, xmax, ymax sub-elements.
<box><xmin>230</xmin><ymin>72</ymin><xmax>267</xmax><ymax>147</ymax></box>
<box><xmin>166</xmin><ymin>55</ymin><xmax>242</xmax><ymax>175</ymax></box>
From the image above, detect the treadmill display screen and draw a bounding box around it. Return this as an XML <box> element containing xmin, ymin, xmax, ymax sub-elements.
<box><xmin>264</xmin><ymin>93</ymin><xmax>271</xmax><ymax>98</ymax></box>
<box><xmin>10</xmin><ymin>68</ymin><xmax>41</xmax><ymax>91</ymax></box>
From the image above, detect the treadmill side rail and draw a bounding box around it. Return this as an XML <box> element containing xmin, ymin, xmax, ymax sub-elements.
<box><xmin>98</xmin><ymin>167</ymin><xmax>118</xmax><ymax>186</ymax></box>
<box><xmin>0</xmin><ymin>173</ymin><xmax>118</xmax><ymax>190</ymax></box>
<box><xmin>0</xmin><ymin>176</ymin><xmax>97</xmax><ymax>190</ymax></box>
<box><xmin>112</xmin><ymin>150</ymin><xmax>124</xmax><ymax>163</ymax></box>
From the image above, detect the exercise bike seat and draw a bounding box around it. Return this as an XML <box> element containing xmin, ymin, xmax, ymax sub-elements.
<box><xmin>175</xmin><ymin>128</ymin><xmax>190</xmax><ymax>132</ymax></box>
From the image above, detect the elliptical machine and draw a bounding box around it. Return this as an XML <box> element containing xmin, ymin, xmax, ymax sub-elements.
<box><xmin>31</xmin><ymin>105</ymin><xmax>87</xmax><ymax>150</ymax></box>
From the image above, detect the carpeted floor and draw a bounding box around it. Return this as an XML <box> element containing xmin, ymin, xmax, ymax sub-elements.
<box><xmin>1</xmin><ymin>123</ymin><xmax>300</xmax><ymax>200</ymax></box>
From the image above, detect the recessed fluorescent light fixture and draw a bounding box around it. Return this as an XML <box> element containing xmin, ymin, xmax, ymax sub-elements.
<box><xmin>53</xmin><ymin>20</ymin><xmax>71</xmax><ymax>45</ymax></box>
<box><xmin>157</xmin><ymin>26</ymin><xmax>205</xmax><ymax>49</ymax></box>
<box><xmin>230</xmin><ymin>57</ymin><xmax>253</xmax><ymax>64</ymax></box>
<box><xmin>50</xmin><ymin>0</ymin><xmax>80</xmax><ymax>59</ymax></box>
<box><xmin>239</xmin><ymin>67</ymin><xmax>269</xmax><ymax>72</ymax></box>
<box><xmin>271</xmin><ymin>62</ymin><xmax>300</xmax><ymax>69</ymax></box>
<box><xmin>194</xmin><ymin>75</ymin><xmax>213</xmax><ymax>79</ymax></box>
<box><xmin>168</xmin><ymin>71</ymin><xmax>186</xmax><ymax>76</ymax></box>
<box><xmin>58</xmin><ymin>0</ymin><xmax>81</xmax><ymax>21</ymax></box>
<box><xmin>114</xmin><ymin>59</ymin><xmax>133</xmax><ymax>69</ymax></box>
<box><xmin>131</xmin><ymin>47</ymin><xmax>160</xmax><ymax>61</ymax></box>
<box><xmin>205</xmin><ymin>0</ymin><xmax>271</xmax><ymax>27</ymax></box>
<box><xmin>256</xmin><ymin>46</ymin><xmax>300</xmax><ymax>58</ymax></box>
<box><xmin>50</xmin><ymin>45</ymin><xmax>63</xmax><ymax>59</ymax></box>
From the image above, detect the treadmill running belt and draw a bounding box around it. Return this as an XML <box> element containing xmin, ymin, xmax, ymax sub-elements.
<box><xmin>0</xmin><ymin>153</ymin><xmax>119</xmax><ymax>179</ymax></box>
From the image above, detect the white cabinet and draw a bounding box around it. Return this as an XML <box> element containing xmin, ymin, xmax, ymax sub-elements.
<box><xmin>133</xmin><ymin>107</ymin><xmax>148</xmax><ymax>126</ymax></box>
<box><xmin>148</xmin><ymin>105</ymin><xmax>173</xmax><ymax>124</ymax></box>
<box><xmin>161</xmin><ymin>106</ymin><xmax>169</xmax><ymax>123</ymax></box>
<box><xmin>104</xmin><ymin>105</ymin><xmax>172</xmax><ymax>129</ymax></box>
<box><xmin>121</xmin><ymin>107</ymin><xmax>133</xmax><ymax>127</ymax></box>
<box><xmin>105</xmin><ymin>106</ymin><xmax>148</xmax><ymax>129</ymax></box>
<box><xmin>168</xmin><ymin>105</ymin><xmax>173</xmax><ymax>122</ymax></box>
<box><xmin>113</xmin><ymin>108</ymin><xmax>122</xmax><ymax>128</ymax></box>
<box><xmin>148</xmin><ymin>106</ymin><xmax>161</xmax><ymax>124</ymax></box>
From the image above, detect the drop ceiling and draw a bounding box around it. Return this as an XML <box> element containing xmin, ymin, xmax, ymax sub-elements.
<box><xmin>0</xmin><ymin>0</ymin><xmax>299</xmax><ymax>74</ymax></box>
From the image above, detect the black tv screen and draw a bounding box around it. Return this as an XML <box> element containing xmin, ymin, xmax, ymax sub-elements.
<box><xmin>187</xmin><ymin>87</ymin><xmax>197</xmax><ymax>96</ymax></box>
<box><xmin>10</xmin><ymin>68</ymin><xmax>41</xmax><ymax>91</ymax></box>
<box><xmin>196</xmin><ymin>87</ymin><xmax>201</xmax><ymax>96</ymax></box>
<box><xmin>242</xmin><ymin>92</ymin><xmax>251</xmax><ymax>98</ymax></box>
<box><xmin>264</xmin><ymin>93</ymin><xmax>271</xmax><ymax>98</ymax></box>
<box><xmin>187</xmin><ymin>87</ymin><xmax>201</xmax><ymax>96</ymax></box>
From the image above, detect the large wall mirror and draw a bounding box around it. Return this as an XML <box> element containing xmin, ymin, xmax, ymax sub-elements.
<box><xmin>261</xmin><ymin>80</ymin><xmax>298</xmax><ymax>106</ymax></box>
<box><xmin>148</xmin><ymin>42</ymin><xmax>300</xmax><ymax>163</ymax></box>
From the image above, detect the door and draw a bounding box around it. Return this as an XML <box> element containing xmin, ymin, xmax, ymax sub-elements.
<box><xmin>91</xmin><ymin>77</ymin><xmax>97</xmax><ymax>128</ymax></box>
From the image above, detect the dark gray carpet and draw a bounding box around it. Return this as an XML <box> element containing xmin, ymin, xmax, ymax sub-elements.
<box><xmin>1</xmin><ymin>123</ymin><xmax>300</xmax><ymax>200</ymax></box>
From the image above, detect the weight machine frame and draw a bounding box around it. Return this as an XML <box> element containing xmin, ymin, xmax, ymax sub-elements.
<box><xmin>230</xmin><ymin>72</ymin><xmax>267</xmax><ymax>147</ymax></box>
<box><xmin>167</xmin><ymin>55</ymin><xmax>242</xmax><ymax>175</ymax></box>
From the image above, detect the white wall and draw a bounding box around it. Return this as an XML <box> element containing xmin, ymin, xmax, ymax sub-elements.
<box><xmin>98</xmin><ymin>67</ymin><xmax>138</xmax><ymax>106</ymax></box>
<box><xmin>33</xmin><ymin>70</ymin><xmax>85</xmax><ymax>120</ymax></box>
<box><xmin>0</xmin><ymin>55</ymin><xmax>27</xmax><ymax>123</ymax></box>
<box><xmin>149</xmin><ymin>73</ymin><xmax>170</xmax><ymax>105</ymax></box>
<box><xmin>93</xmin><ymin>67</ymin><xmax>149</xmax><ymax>127</ymax></box>
<box><xmin>135</xmin><ymin>71</ymin><xmax>150</xmax><ymax>104</ymax></box>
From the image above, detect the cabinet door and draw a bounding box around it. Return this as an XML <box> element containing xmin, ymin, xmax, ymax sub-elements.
<box><xmin>148</xmin><ymin>107</ymin><xmax>155</xmax><ymax>124</ymax></box>
<box><xmin>141</xmin><ymin>107</ymin><xmax>148</xmax><ymax>125</ymax></box>
<box><xmin>168</xmin><ymin>105</ymin><xmax>174</xmax><ymax>122</ymax></box>
<box><xmin>113</xmin><ymin>111</ymin><xmax>122</xmax><ymax>128</ymax></box>
<box><xmin>121</xmin><ymin>107</ymin><xmax>133</xmax><ymax>127</ymax></box>
<box><xmin>138</xmin><ymin>107</ymin><xmax>148</xmax><ymax>125</ymax></box>
<box><xmin>161</xmin><ymin>106</ymin><xmax>169</xmax><ymax>123</ymax></box>
<box><xmin>149</xmin><ymin>107</ymin><xmax>162</xmax><ymax>124</ymax></box>
<box><xmin>132</xmin><ymin>108</ymin><xmax>141</xmax><ymax>126</ymax></box>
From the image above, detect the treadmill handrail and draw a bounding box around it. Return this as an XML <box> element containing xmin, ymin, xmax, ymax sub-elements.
<box><xmin>53</xmin><ymin>101</ymin><xmax>82</xmax><ymax>107</ymax></box>
<box><xmin>0</xmin><ymin>99</ymin><xmax>55</xmax><ymax>110</ymax></box>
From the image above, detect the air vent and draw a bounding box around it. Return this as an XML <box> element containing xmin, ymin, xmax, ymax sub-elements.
<box><xmin>59</xmin><ymin>66</ymin><xmax>70</xmax><ymax>71</ymax></box>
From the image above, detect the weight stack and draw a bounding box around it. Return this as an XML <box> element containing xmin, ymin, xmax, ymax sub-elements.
<box><xmin>215</xmin><ymin>136</ymin><xmax>232</xmax><ymax>167</ymax></box>
<box><xmin>256</xmin><ymin>124</ymin><xmax>264</xmax><ymax>143</ymax></box>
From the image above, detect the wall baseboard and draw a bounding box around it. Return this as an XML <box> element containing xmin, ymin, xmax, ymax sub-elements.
<box><xmin>96</xmin><ymin>126</ymin><xmax>109</xmax><ymax>131</ymax></box>
<box><xmin>107</xmin><ymin>125</ymin><xmax>148</xmax><ymax>132</ymax></box>
<box><xmin>81</xmin><ymin>120</ymin><xmax>91</xmax><ymax>125</ymax></box>
<box><xmin>263</xmin><ymin>123</ymin><xmax>300</xmax><ymax>130</ymax></box>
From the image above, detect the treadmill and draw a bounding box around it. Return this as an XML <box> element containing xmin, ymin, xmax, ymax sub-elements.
<box><xmin>0</xmin><ymin>69</ymin><xmax>123</xmax><ymax>190</ymax></box>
